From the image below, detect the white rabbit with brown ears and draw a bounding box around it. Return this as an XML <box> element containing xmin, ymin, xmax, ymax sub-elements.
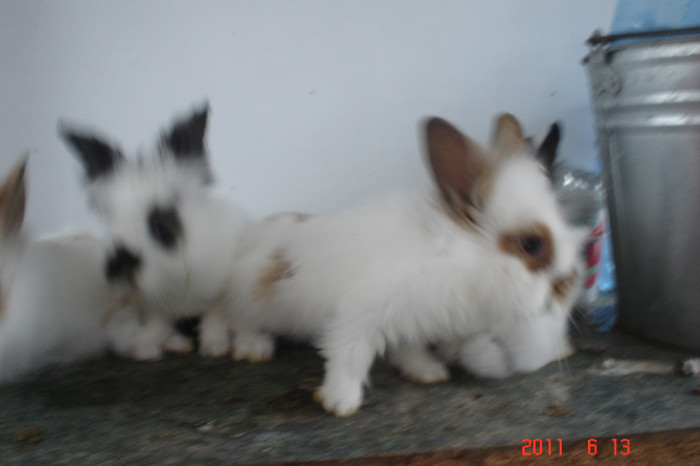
<box><xmin>228</xmin><ymin>113</ymin><xmax>587</xmax><ymax>416</ymax></box>
<box><xmin>438</xmin><ymin>122</ymin><xmax>586</xmax><ymax>379</ymax></box>
<box><xmin>0</xmin><ymin>156</ymin><xmax>143</xmax><ymax>382</ymax></box>
<box><xmin>60</xmin><ymin>104</ymin><xmax>249</xmax><ymax>360</ymax></box>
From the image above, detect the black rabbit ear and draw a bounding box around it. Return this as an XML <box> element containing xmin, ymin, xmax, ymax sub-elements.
<box><xmin>161</xmin><ymin>103</ymin><xmax>209</xmax><ymax>162</ymax></box>
<box><xmin>536</xmin><ymin>122</ymin><xmax>562</xmax><ymax>172</ymax></box>
<box><xmin>59</xmin><ymin>127</ymin><xmax>124</xmax><ymax>181</ymax></box>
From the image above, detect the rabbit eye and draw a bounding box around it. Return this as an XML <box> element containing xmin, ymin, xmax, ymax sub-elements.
<box><xmin>520</xmin><ymin>236</ymin><xmax>543</xmax><ymax>256</ymax></box>
<box><xmin>498</xmin><ymin>223</ymin><xmax>553</xmax><ymax>272</ymax></box>
<box><xmin>147</xmin><ymin>205</ymin><xmax>183</xmax><ymax>250</ymax></box>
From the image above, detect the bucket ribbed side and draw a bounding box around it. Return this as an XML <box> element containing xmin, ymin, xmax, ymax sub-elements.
<box><xmin>585</xmin><ymin>36</ymin><xmax>700</xmax><ymax>351</ymax></box>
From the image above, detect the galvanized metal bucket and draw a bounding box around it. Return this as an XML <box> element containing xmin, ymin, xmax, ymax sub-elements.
<box><xmin>583</xmin><ymin>30</ymin><xmax>700</xmax><ymax>352</ymax></box>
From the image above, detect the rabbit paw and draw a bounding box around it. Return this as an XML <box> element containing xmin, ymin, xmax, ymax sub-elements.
<box><xmin>199</xmin><ymin>313</ymin><xmax>231</xmax><ymax>358</ymax></box>
<box><xmin>401</xmin><ymin>359</ymin><xmax>450</xmax><ymax>384</ymax></box>
<box><xmin>199</xmin><ymin>334</ymin><xmax>230</xmax><ymax>358</ymax></box>
<box><xmin>314</xmin><ymin>381</ymin><xmax>362</xmax><ymax>417</ymax></box>
<box><xmin>125</xmin><ymin>318</ymin><xmax>172</xmax><ymax>361</ymax></box>
<box><xmin>129</xmin><ymin>340</ymin><xmax>164</xmax><ymax>361</ymax></box>
<box><xmin>459</xmin><ymin>334</ymin><xmax>512</xmax><ymax>379</ymax></box>
<box><xmin>163</xmin><ymin>333</ymin><xmax>194</xmax><ymax>355</ymax></box>
<box><xmin>389</xmin><ymin>343</ymin><xmax>450</xmax><ymax>384</ymax></box>
<box><xmin>232</xmin><ymin>332</ymin><xmax>274</xmax><ymax>362</ymax></box>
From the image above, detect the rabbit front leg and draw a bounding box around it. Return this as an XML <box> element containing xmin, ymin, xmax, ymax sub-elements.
<box><xmin>315</xmin><ymin>324</ymin><xmax>380</xmax><ymax>417</ymax></box>
<box><xmin>162</xmin><ymin>324</ymin><xmax>195</xmax><ymax>355</ymax></box>
<box><xmin>105</xmin><ymin>297</ymin><xmax>192</xmax><ymax>360</ymax></box>
<box><xmin>388</xmin><ymin>342</ymin><xmax>450</xmax><ymax>384</ymax></box>
<box><xmin>199</xmin><ymin>309</ymin><xmax>231</xmax><ymax>358</ymax></box>
<box><xmin>231</xmin><ymin>330</ymin><xmax>275</xmax><ymax>362</ymax></box>
<box><xmin>132</xmin><ymin>312</ymin><xmax>190</xmax><ymax>360</ymax></box>
<box><xmin>104</xmin><ymin>302</ymin><xmax>142</xmax><ymax>357</ymax></box>
<box><xmin>131</xmin><ymin>314</ymin><xmax>173</xmax><ymax>360</ymax></box>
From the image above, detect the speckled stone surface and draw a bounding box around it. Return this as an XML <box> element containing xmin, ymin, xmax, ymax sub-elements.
<box><xmin>0</xmin><ymin>323</ymin><xmax>698</xmax><ymax>464</ymax></box>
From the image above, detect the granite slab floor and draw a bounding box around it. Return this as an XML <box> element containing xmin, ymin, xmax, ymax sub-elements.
<box><xmin>0</xmin><ymin>320</ymin><xmax>698</xmax><ymax>464</ymax></box>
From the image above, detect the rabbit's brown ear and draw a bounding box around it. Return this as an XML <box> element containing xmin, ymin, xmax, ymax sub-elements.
<box><xmin>491</xmin><ymin>113</ymin><xmax>527</xmax><ymax>155</ymax></box>
<box><xmin>425</xmin><ymin>117</ymin><xmax>486</xmax><ymax>222</ymax></box>
<box><xmin>0</xmin><ymin>155</ymin><xmax>28</xmax><ymax>237</ymax></box>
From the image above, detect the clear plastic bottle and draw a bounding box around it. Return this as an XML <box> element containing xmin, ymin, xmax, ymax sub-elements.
<box><xmin>551</xmin><ymin>164</ymin><xmax>616</xmax><ymax>331</ymax></box>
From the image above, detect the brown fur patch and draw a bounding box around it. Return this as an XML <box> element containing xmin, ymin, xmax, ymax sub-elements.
<box><xmin>552</xmin><ymin>269</ymin><xmax>579</xmax><ymax>303</ymax></box>
<box><xmin>0</xmin><ymin>157</ymin><xmax>27</xmax><ymax>238</ymax></box>
<box><xmin>432</xmin><ymin>142</ymin><xmax>510</xmax><ymax>231</ymax></box>
<box><xmin>498</xmin><ymin>222</ymin><xmax>553</xmax><ymax>272</ymax></box>
<box><xmin>438</xmin><ymin>154</ymin><xmax>501</xmax><ymax>231</ymax></box>
<box><xmin>254</xmin><ymin>248</ymin><xmax>295</xmax><ymax>301</ymax></box>
<box><xmin>439</xmin><ymin>178</ymin><xmax>490</xmax><ymax>230</ymax></box>
<box><xmin>439</xmin><ymin>193</ymin><xmax>479</xmax><ymax>230</ymax></box>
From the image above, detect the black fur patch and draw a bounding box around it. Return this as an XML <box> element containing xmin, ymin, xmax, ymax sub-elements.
<box><xmin>105</xmin><ymin>245</ymin><xmax>141</xmax><ymax>283</ymax></box>
<box><xmin>537</xmin><ymin>122</ymin><xmax>561</xmax><ymax>173</ymax></box>
<box><xmin>148</xmin><ymin>205</ymin><xmax>183</xmax><ymax>250</ymax></box>
<box><xmin>175</xmin><ymin>317</ymin><xmax>201</xmax><ymax>340</ymax></box>
<box><xmin>60</xmin><ymin>131</ymin><xmax>123</xmax><ymax>181</ymax></box>
<box><xmin>162</xmin><ymin>104</ymin><xmax>209</xmax><ymax>161</ymax></box>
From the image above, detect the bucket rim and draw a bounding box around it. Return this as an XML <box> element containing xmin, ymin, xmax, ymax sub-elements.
<box><xmin>586</xmin><ymin>27</ymin><xmax>700</xmax><ymax>47</ymax></box>
<box><xmin>582</xmin><ymin>31</ymin><xmax>700</xmax><ymax>64</ymax></box>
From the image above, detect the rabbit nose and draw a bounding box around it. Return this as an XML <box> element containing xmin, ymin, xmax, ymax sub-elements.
<box><xmin>105</xmin><ymin>245</ymin><xmax>141</xmax><ymax>284</ymax></box>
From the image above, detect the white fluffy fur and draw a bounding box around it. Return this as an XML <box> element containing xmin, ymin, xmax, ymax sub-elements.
<box><xmin>70</xmin><ymin>110</ymin><xmax>249</xmax><ymax>359</ymax></box>
<box><xmin>440</xmin><ymin>156</ymin><xmax>586</xmax><ymax>379</ymax></box>
<box><xmin>0</xmin><ymin>160</ymin><xmax>141</xmax><ymax>383</ymax></box>
<box><xmin>89</xmin><ymin>156</ymin><xmax>247</xmax><ymax>317</ymax></box>
<box><xmin>439</xmin><ymin>300</ymin><xmax>575</xmax><ymax>379</ymax></box>
<box><xmin>228</xmin><ymin>116</ymin><xmax>586</xmax><ymax>416</ymax></box>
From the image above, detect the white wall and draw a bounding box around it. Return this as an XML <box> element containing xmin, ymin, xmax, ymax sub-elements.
<box><xmin>0</xmin><ymin>0</ymin><xmax>615</xmax><ymax>235</ymax></box>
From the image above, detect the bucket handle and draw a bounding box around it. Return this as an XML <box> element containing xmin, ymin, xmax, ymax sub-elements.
<box><xmin>587</xmin><ymin>27</ymin><xmax>700</xmax><ymax>46</ymax></box>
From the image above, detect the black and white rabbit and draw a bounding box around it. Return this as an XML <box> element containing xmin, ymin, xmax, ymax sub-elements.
<box><xmin>228</xmin><ymin>114</ymin><xmax>587</xmax><ymax>416</ymax></box>
<box><xmin>60</xmin><ymin>104</ymin><xmax>248</xmax><ymax>360</ymax></box>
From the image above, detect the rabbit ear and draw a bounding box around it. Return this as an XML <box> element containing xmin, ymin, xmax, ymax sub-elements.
<box><xmin>60</xmin><ymin>127</ymin><xmax>124</xmax><ymax>181</ymax></box>
<box><xmin>0</xmin><ymin>155</ymin><xmax>28</xmax><ymax>237</ymax></box>
<box><xmin>491</xmin><ymin>113</ymin><xmax>527</xmax><ymax>155</ymax></box>
<box><xmin>536</xmin><ymin>122</ymin><xmax>561</xmax><ymax>172</ymax></box>
<box><xmin>161</xmin><ymin>103</ymin><xmax>209</xmax><ymax>163</ymax></box>
<box><xmin>425</xmin><ymin>117</ymin><xmax>486</xmax><ymax>221</ymax></box>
